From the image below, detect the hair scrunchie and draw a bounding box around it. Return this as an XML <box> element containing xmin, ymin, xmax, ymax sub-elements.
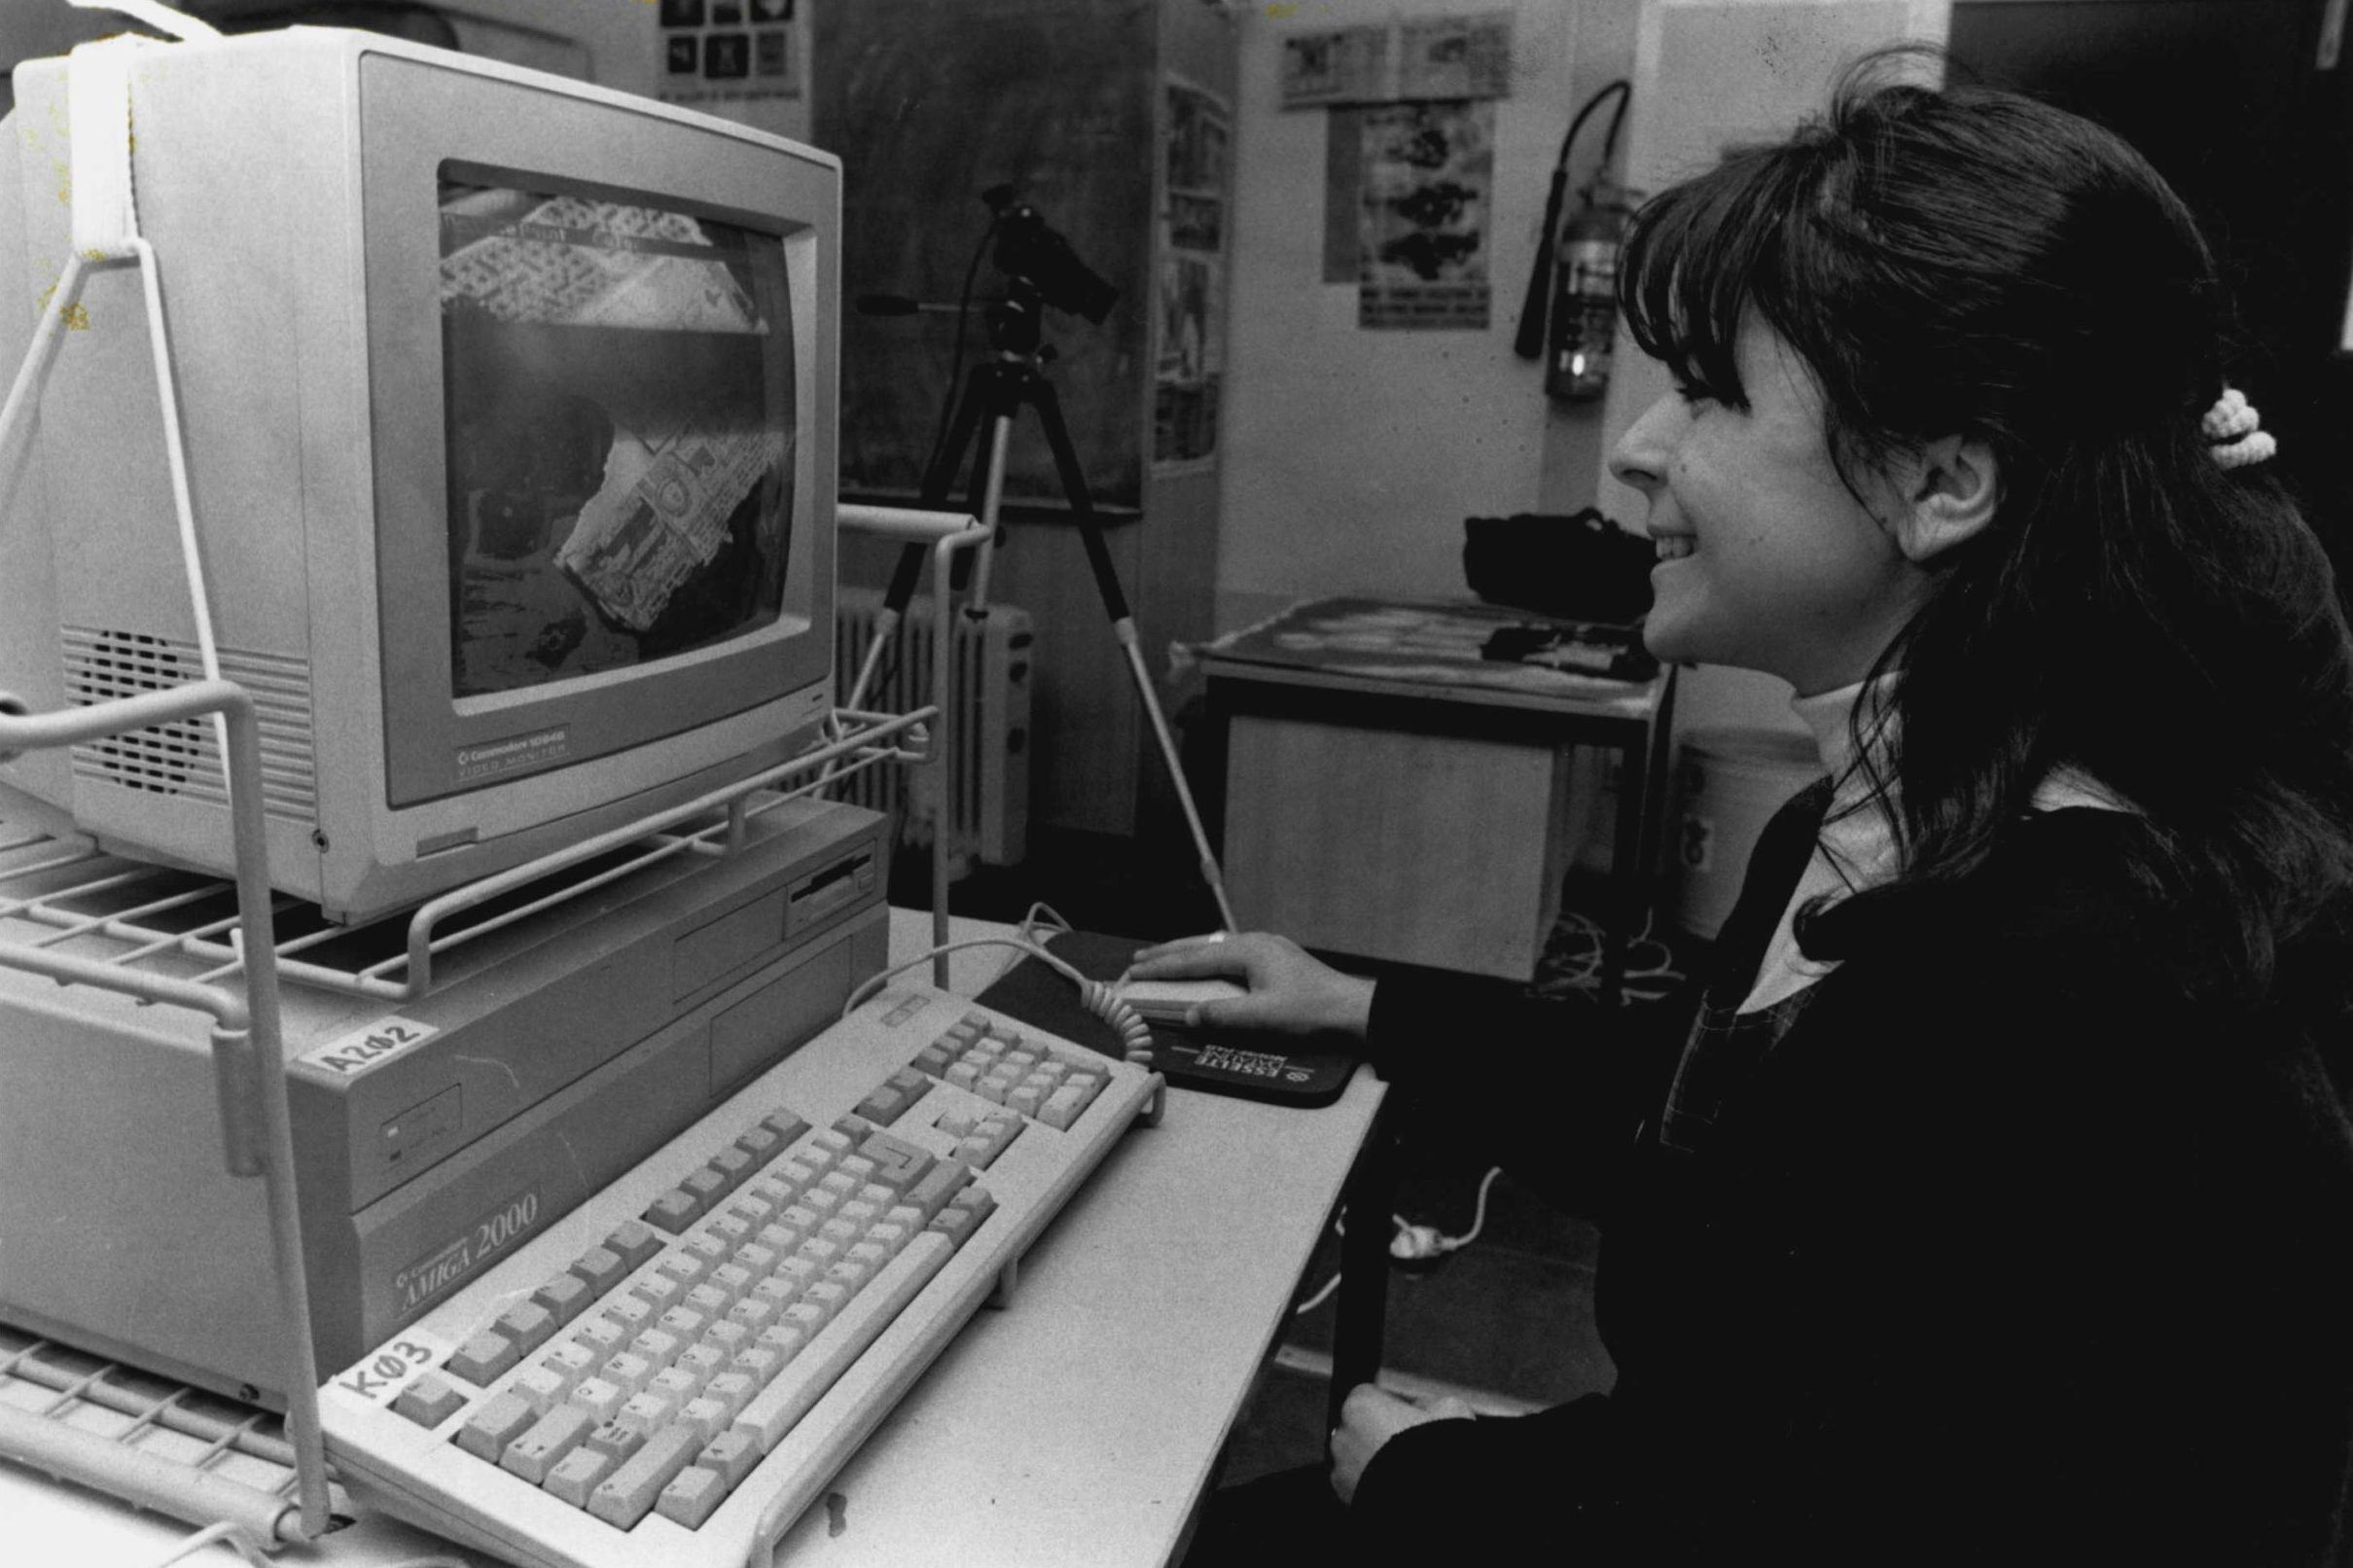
<box><xmin>2203</xmin><ymin>387</ymin><xmax>2278</xmax><ymax>470</ymax></box>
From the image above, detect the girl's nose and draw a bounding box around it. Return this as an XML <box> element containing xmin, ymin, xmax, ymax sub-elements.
<box><xmin>1607</xmin><ymin>393</ymin><xmax>1679</xmax><ymax>499</ymax></box>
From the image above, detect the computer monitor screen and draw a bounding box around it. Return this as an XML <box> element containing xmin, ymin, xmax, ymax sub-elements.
<box><xmin>0</xmin><ymin>27</ymin><xmax>842</xmax><ymax>922</ymax></box>
<box><xmin>439</xmin><ymin>178</ymin><xmax>796</xmax><ymax>696</ymax></box>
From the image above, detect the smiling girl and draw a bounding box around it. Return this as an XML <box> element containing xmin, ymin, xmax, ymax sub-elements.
<box><xmin>1159</xmin><ymin>52</ymin><xmax>2353</xmax><ymax>1567</ymax></box>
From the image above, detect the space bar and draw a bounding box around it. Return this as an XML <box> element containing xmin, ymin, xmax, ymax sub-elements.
<box><xmin>731</xmin><ymin>1231</ymin><xmax>955</xmax><ymax>1454</ymax></box>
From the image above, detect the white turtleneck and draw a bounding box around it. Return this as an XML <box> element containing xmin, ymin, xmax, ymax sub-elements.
<box><xmin>1735</xmin><ymin>681</ymin><xmax>2129</xmax><ymax>1015</ymax></box>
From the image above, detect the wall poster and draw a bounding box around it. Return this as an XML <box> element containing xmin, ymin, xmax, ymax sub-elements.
<box><xmin>1157</xmin><ymin>76</ymin><xmax>1231</xmax><ymax>469</ymax></box>
<box><xmin>1357</xmin><ymin>99</ymin><xmax>1494</xmax><ymax>330</ymax></box>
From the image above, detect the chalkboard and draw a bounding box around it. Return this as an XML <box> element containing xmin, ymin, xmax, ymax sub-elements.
<box><xmin>814</xmin><ymin>0</ymin><xmax>1157</xmax><ymax>510</ymax></box>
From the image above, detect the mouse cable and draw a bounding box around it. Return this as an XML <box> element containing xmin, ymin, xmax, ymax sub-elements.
<box><xmin>841</xmin><ymin>933</ymin><xmax>1154</xmax><ymax>1065</ymax></box>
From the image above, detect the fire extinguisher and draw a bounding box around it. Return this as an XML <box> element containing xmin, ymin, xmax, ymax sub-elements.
<box><xmin>1546</xmin><ymin>181</ymin><xmax>1629</xmax><ymax>402</ymax></box>
<box><xmin>1514</xmin><ymin>80</ymin><xmax>1632</xmax><ymax>401</ymax></box>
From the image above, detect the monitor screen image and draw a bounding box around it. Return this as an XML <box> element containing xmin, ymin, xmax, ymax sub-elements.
<box><xmin>0</xmin><ymin>26</ymin><xmax>842</xmax><ymax>922</ymax></box>
<box><xmin>438</xmin><ymin>178</ymin><xmax>797</xmax><ymax>697</ymax></box>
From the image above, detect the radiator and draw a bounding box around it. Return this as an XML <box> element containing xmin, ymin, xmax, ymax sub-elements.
<box><xmin>833</xmin><ymin>587</ymin><xmax>1032</xmax><ymax>875</ymax></box>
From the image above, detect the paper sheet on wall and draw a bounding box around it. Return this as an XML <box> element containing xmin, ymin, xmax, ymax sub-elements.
<box><xmin>1157</xmin><ymin>76</ymin><xmax>1231</xmax><ymax>469</ymax></box>
<box><xmin>1357</xmin><ymin>100</ymin><xmax>1494</xmax><ymax>330</ymax></box>
<box><xmin>1278</xmin><ymin>13</ymin><xmax>1513</xmax><ymax>108</ymax></box>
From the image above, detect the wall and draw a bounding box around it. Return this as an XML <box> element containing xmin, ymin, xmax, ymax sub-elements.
<box><xmin>1217</xmin><ymin>0</ymin><xmax>1623</xmax><ymax>638</ymax></box>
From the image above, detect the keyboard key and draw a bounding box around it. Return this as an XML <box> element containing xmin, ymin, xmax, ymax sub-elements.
<box><xmin>678</xmin><ymin>1395</ymin><xmax>731</xmax><ymax>1444</ymax></box>
<box><xmin>585</xmin><ymin>1420</ymin><xmax>644</xmax><ymax>1462</ymax></box>
<box><xmin>538</xmin><ymin>1339</ymin><xmax>598</xmax><ymax>1394</ymax></box>
<box><xmin>531</xmin><ymin>1272</ymin><xmax>592</xmax><ymax>1325</ymax></box>
<box><xmin>645</xmin><ymin>1187</ymin><xmax>701</xmax><ymax>1233</ymax></box>
<box><xmin>510</xmin><ymin>1363</ymin><xmax>569</xmax><ymax>1413</ymax></box>
<box><xmin>502</xmin><ymin>1403</ymin><xmax>593</xmax><ymax>1485</ymax></box>
<box><xmin>600</xmin><ymin>1350</ymin><xmax>656</xmax><ymax>1397</ymax></box>
<box><xmin>390</xmin><ymin>1372</ymin><xmax>467</xmax><ymax>1429</ymax></box>
<box><xmin>677</xmin><ymin>1342</ymin><xmax>731</xmax><ymax>1383</ymax></box>
<box><xmin>900</xmin><ymin>1160</ymin><xmax>971</xmax><ymax>1222</ymax></box>
<box><xmin>604</xmin><ymin>1220</ymin><xmax>664</xmax><ymax>1269</ymax></box>
<box><xmin>495</xmin><ymin>1301</ymin><xmax>557</xmax><ymax>1357</ymax></box>
<box><xmin>452</xmin><ymin>1390</ymin><xmax>537</xmax><ymax>1461</ymax></box>
<box><xmin>929</xmin><ymin>1186</ymin><xmax>999</xmax><ymax>1247</ymax></box>
<box><xmin>704</xmin><ymin>1372</ymin><xmax>758</xmax><ymax>1420</ymax></box>
<box><xmin>656</xmin><ymin>1462</ymin><xmax>731</xmax><ymax>1527</ymax></box>
<box><xmin>542</xmin><ymin>1443</ymin><xmax>616</xmax><ymax>1509</ymax></box>
<box><xmin>568</xmin><ymin>1245</ymin><xmax>626</xmax><ymax>1296</ymax></box>
<box><xmin>698</xmin><ymin>1425</ymin><xmax>763</xmax><ymax>1488</ymax></box>
<box><xmin>1041</xmin><ymin>1078</ymin><xmax>1102</xmax><ymax>1130</ymax></box>
<box><xmin>857</xmin><ymin>1129</ymin><xmax>937</xmax><ymax>1192</ymax></box>
<box><xmin>656</xmin><ymin>1251</ymin><xmax>709</xmax><ymax>1289</ymax></box>
<box><xmin>619</xmin><ymin>1388</ymin><xmax>681</xmax><ymax>1436</ymax></box>
<box><xmin>588</xmin><ymin>1422</ymin><xmax>703</xmax><ymax>1528</ymax></box>
<box><xmin>853</xmin><ymin>1081</ymin><xmax>914</xmax><ymax>1124</ymax></box>
<box><xmin>733</xmin><ymin>1123</ymin><xmax>784</xmax><ymax>1164</ymax></box>
<box><xmin>446</xmin><ymin>1330</ymin><xmax>517</xmax><ymax>1387</ymax></box>
<box><xmin>565</xmin><ymin>1375</ymin><xmax>626</xmax><ymax>1426</ymax></box>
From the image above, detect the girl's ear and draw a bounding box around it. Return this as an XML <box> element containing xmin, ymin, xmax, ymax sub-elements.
<box><xmin>1889</xmin><ymin>435</ymin><xmax>1999</xmax><ymax>564</ymax></box>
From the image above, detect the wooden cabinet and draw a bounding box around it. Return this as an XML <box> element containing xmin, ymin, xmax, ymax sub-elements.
<box><xmin>814</xmin><ymin>0</ymin><xmax>1236</xmax><ymax>841</ymax></box>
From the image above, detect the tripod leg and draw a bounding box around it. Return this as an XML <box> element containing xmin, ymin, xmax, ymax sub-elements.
<box><xmin>1022</xmin><ymin>379</ymin><xmax>1240</xmax><ymax>931</ymax></box>
<box><xmin>845</xmin><ymin>364</ymin><xmax>1002</xmax><ymax>721</ymax></box>
<box><xmin>880</xmin><ymin>362</ymin><xmax>998</xmax><ymax>619</ymax></box>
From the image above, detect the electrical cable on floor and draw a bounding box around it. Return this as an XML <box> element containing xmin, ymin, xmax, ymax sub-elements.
<box><xmin>1292</xmin><ymin>1269</ymin><xmax>1342</xmax><ymax>1315</ymax></box>
<box><xmin>1291</xmin><ymin>1210</ymin><xmax>1347</xmax><ymax>1316</ymax></box>
<box><xmin>1388</xmin><ymin>1165</ymin><xmax>1504</xmax><ymax>1265</ymax></box>
<box><xmin>1290</xmin><ymin>1163</ymin><xmax>1507</xmax><ymax>1313</ymax></box>
<box><xmin>1533</xmin><ymin>906</ymin><xmax>1685</xmax><ymax>1004</ymax></box>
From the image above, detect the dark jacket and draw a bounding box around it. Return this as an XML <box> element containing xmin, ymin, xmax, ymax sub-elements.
<box><xmin>1349</xmin><ymin>784</ymin><xmax>2353</xmax><ymax>1565</ymax></box>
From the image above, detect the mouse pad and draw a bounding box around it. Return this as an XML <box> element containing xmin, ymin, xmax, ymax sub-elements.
<box><xmin>972</xmin><ymin>930</ymin><xmax>1358</xmax><ymax>1109</ymax></box>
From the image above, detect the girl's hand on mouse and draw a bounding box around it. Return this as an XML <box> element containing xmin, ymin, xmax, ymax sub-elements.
<box><xmin>1122</xmin><ymin>930</ymin><xmax>1374</xmax><ymax>1038</ymax></box>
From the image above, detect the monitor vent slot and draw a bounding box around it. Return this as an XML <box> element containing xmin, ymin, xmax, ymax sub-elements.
<box><xmin>61</xmin><ymin>627</ymin><xmax>320</xmax><ymax>827</ymax></box>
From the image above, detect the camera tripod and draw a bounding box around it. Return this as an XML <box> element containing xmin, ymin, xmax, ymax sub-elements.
<box><xmin>865</xmin><ymin>279</ymin><xmax>1239</xmax><ymax>929</ymax></box>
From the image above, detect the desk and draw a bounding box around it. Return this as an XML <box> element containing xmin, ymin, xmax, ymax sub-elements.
<box><xmin>1</xmin><ymin>909</ymin><xmax>1386</xmax><ymax>1567</ymax></box>
<box><xmin>1201</xmin><ymin>597</ymin><xmax>1677</xmax><ymax>989</ymax></box>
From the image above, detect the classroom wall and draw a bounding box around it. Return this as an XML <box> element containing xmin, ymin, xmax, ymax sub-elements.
<box><xmin>1216</xmin><ymin>0</ymin><xmax>1635</xmax><ymax>639</ymax></box>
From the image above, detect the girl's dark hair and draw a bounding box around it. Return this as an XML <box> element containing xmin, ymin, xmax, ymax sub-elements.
<box><xmin>1618</xmin><ymin>49</ymin><xmax>2353</xmax><ymax>991</ymax></box>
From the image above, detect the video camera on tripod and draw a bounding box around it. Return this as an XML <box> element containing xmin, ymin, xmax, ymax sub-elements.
<box><xmin>979</xmin><ymin>185</ymin><xmax>1119</xmax><ymax>340</ymax></box>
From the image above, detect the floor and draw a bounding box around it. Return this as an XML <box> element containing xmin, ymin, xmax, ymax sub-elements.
<box><xmin>903</xmin><ymin>824</ymin><xmax>1705</xmax><ymax>1497</ymax></box>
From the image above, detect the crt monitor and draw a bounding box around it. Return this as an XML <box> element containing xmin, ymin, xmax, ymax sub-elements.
<box><xmin>0</xmin><ymin>24</ymin><xmax>840</xmax><ymax>923</ymax></box>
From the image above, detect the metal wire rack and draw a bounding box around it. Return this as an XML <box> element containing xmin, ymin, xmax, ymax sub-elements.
<box><xmin>0</xmin><ymin>505</ymin><xmax>988</xmax><ymax>1556</ymax></box>
<box><xmin>0</xmin><ymin>704</ymin><xmax>930</xmax><ymax>1007</ymax></box>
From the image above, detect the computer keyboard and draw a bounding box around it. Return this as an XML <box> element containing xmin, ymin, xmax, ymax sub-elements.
<box><xmin>319</xmin><ymin>982</ymin><xmax>1164</xmax><ymax>1568</ymax></box>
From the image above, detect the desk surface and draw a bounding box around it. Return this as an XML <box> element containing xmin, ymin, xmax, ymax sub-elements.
<box><xmin>4</xmin><ymin>909</ymin><xmax>1383</xmax><ymax>1568</ymax></box>
<box><xmin>1202</xmin><ymin>595</ymin><xmax>1668</xmax><ymax>719</ymax></box>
